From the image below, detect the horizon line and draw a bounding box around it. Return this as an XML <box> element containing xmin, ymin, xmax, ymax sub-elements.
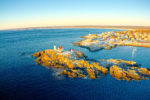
<box><xmin>1</xmin><ymin>25</ymin><xmax>150</xmax><ymax>31</ymax></box>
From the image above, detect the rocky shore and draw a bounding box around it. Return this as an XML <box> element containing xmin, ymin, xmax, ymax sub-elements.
<box><xmin>31</xmin><ymin>48</ymin><xmax>150</xmax><ymax>81</ymax></box>
<box><xmin>73</xmin><ymin>29</ymin><xmax>150</xmax><ymax>51</ymax></box>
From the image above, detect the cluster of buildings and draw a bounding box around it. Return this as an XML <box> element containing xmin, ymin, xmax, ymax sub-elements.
<box><xmin>73</xmin><ymin>30</ymin><xmax>150</xmax><ymax>51</ymax></box>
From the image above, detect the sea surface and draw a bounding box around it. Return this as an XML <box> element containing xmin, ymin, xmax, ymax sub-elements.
<box><xmin>0</xmin><ymin>28</ymin><xmax>150</xmax><ymax>100</ymax></box>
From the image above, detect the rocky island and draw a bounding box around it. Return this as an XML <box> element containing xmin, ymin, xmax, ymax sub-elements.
<box><xmin>31</xmin><ymin>45</ymin><xmax>150</xmax><ymax>81</ymax></box>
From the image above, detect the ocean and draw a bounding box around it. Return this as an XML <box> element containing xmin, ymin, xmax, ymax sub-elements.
<box><xmin>0</xmin><ymin>28</ymin><xmax>150</xmax><ymax>100</ymax></box>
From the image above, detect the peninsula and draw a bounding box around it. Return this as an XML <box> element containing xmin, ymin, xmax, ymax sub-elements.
<box><xmin>73</xmin><ymin>29</ymin><xmax>150</xmax><ymax>51</ymax></box>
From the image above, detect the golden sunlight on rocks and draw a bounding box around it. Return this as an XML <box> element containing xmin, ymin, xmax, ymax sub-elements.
<box><xmin>31</xmin><ymin>47</ymin><xmax>150</xmax><ymax>81</ymax></box>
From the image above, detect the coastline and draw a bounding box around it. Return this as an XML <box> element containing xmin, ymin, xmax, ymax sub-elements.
<box><xmin>1</xmin><ymin>25</ymin><xmax>150</xmax><ymax>31</ymax></box>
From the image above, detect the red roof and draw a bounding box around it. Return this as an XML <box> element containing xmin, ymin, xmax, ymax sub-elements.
<box><xmin>58</xmin><ymin>46</ymin><xmax>63</xmax><ymax>50</ymax></box>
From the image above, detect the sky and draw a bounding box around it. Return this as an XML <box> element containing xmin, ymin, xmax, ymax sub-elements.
<box><xmin>0</xmin><ymin>0</ymin><xmax>150</xmax><ymax>29</ymax></box>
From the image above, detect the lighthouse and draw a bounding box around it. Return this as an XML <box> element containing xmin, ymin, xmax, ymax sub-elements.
<box><xmin>53</xmin><ymin>44</ymin><xmax>56</xmax><ymax>50</ymax></box>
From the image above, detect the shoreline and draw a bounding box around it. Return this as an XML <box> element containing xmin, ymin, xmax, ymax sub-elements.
<box><xmin>73</xmin><ymin>29</ymin><xmax>150</xmax><ymax>50</ymax></box>
<box><xmin>0</xmin><ymin>25</ymin><xmax>150</xmax><ymax>31</ymax></box>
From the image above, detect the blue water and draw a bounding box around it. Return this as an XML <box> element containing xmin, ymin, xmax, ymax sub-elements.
<box><xmin>0</xmin><ymin>28</ymin><xmax>150</xmax><ymax>100</ymax></box>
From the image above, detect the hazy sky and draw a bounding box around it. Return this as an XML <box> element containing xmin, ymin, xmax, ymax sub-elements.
<box><xmin>0</xmin><ymin>0</ymin><xmax>150</xmax><ymax>29</ymax></box>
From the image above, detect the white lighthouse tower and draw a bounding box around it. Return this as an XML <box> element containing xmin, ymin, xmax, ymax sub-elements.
<box><xmin>53</xmin><ymin>44</ymin><xmax>56</xmax><ymax>50</ymax></box>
